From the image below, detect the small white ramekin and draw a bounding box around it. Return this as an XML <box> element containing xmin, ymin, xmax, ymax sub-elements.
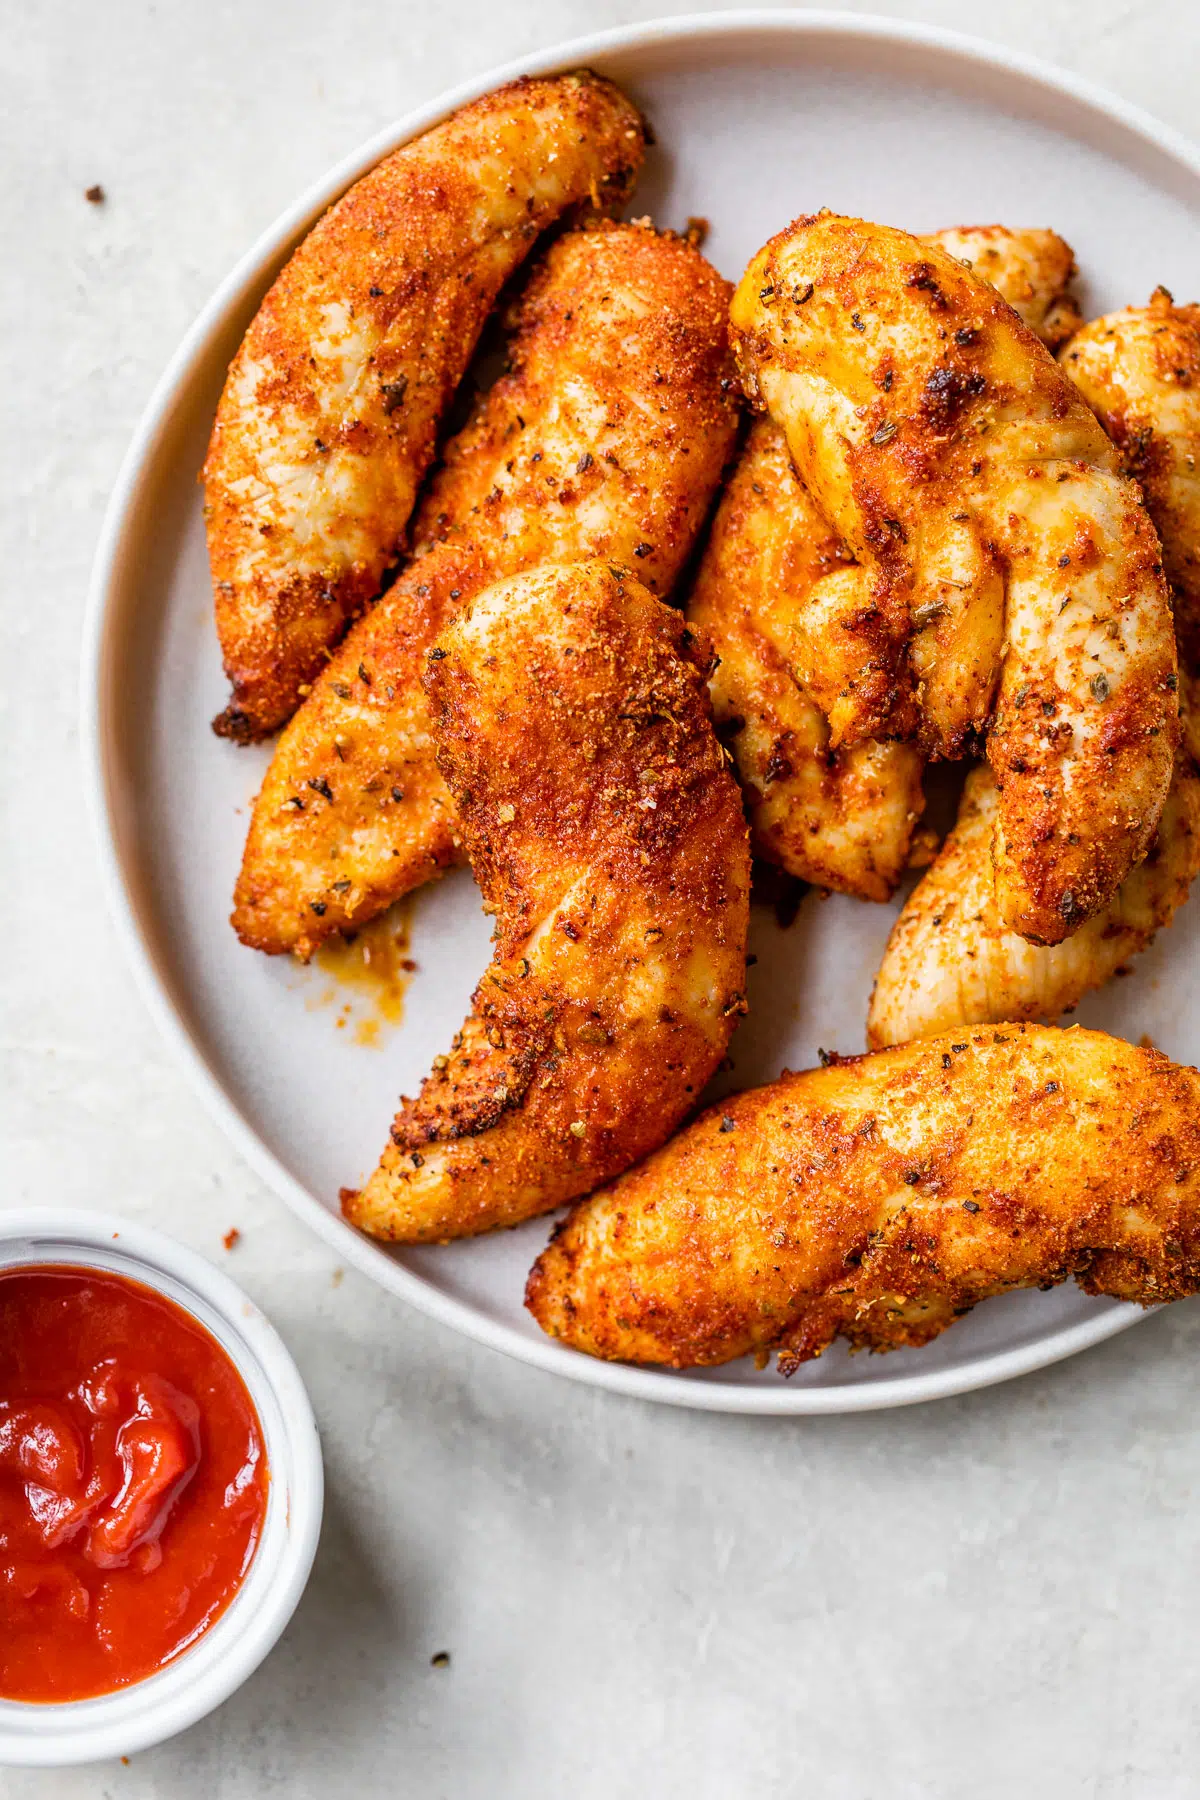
<box><xmin>0</xmin><ymin>1208</ymin><xmax>324</xmax><ymax>1767</ymax></box>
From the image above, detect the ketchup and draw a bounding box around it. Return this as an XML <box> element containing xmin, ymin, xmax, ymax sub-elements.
<box><xmin>0</xmin><ymin>1264</ymin><xmax>269</xmax><ymax>1702</ymax></box>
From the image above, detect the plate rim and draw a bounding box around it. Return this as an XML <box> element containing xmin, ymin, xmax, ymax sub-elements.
<box><xmin>81</xmin><ymin>7</ymin><xmax>1196</xmax><ymax>1415</ymax></box>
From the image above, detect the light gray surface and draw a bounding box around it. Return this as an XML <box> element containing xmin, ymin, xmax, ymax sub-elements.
<box><xmin>5</xmin><ymin>0</ymin><xmax>1200</xmax><ymax>1793</ymax></box>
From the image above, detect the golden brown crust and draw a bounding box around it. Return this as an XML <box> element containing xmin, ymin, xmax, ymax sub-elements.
<box><xmin>730</xmin><ymin>215</ymin><xmax>1178</xmax><ymax>944</ymax></box>
<box><xmin>342</xmin><ymin>562</ymin><xmax>751</xmax><ymax>1243</ymax></box>
<box><xmin>928</xmin><ymin>226</ymin><xmax>1082</xmax><ymax>350</ymax></box>
<box><xmin>526</xmin><ymin>1024</ymin><xmax>1200</xmax><ymax>1371</ymax></box>
<box><xmin>866</xmin><ymin>751</ymin><xmax>1200</xmax><ymax>1045</ymax></box>
<box><xmin>689</xmin><ymin>419</ymin><xmax>925</xmax><ymax>898</ymax></box>
<box><xmin>691</xmin><ymin>225</ymin><xmax>1078</xmax><ymax>901</ymax></box>
<box><xmin>870</xmin><ymin>295</ymin><xmax>1200</xmax><ymax>1042</ymax></box>
<box><xmin>205</xmin><ymin>73</ymin><xmax>644</xmax><ymax>741</ymax></box>
<box><xmin>1061</xmin><ymin>289</ymin><xmax>1200</xmax><ymax>666</ymax></box>
<box><xmin>232</xmin><ymin>222</ymin><xmax>739</xmax><ymax>957</ymax></box>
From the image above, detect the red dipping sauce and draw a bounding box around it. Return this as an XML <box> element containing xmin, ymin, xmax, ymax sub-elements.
<box><xmin>0</xmin><ymin>1265</ymin><xmax>269</xmax><ymax>1702</ymax></box>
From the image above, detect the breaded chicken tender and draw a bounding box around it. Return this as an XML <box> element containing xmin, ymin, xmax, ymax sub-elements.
<box><xmin>1062</xmin><ymin>289</ymin><xmax>1200</xmax><ymax>665</ymax></box>
<box><xmin>929</xmin><ymin>226</ymin><xmax>1082</xmax><ymax>351</ymax></box>
<box><xmin>730</xmin><ymin>215</ymin><xmax>1178</xmax><ymax>944</ymax></box>
<box><xmin>867</xmin><ymin>756</ymin><xmax>1200</xmax><ymax>1045</ymax></box>
<box><xmin>526</xmin><ymin>1025</ymin><xmax>1200</xmax><ymax>1372</ymax></box>
<box><xmin>693</xmin><ymin>226</ymin><xmax>1077</xmax><ymax>900</ymax></box>
<box><xmin>870</xmin><ymin>295</ymin><xmax>1200</xmax><ymax>1042</ymax></box>
<box><xmin>689</xmin><ymin>421</ymin><xmax>925</xmax><ymax>898</ymax></box>
<box><xmin>205</xmin><ymin>74</ymin><xmax>644</xmax><ymax>741</ymax></box>
<box><xmin>233</xmin><ymin>222</ymin><xmax>739</xmax><ymax>957</ymax></box>
<box><xmin>342</xmin><ymin>562</ymin><xmax>750</xmax><ymax>1243</ymax></box>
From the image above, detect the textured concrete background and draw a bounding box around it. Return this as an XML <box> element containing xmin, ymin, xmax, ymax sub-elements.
<box><xmin>5</xmin><ymin>1</ymin><xmax>1200</xmax><ymax>1794</ymax></box>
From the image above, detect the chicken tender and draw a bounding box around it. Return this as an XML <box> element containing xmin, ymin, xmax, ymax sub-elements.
<box><xmin>527</xmin><ymin>1024</ymin><xmax>1200</xmax><ymax>1372</ymax></box>
<box><xmin>233</xmin><ymin>221</ymin><xmax>739</xmax><ymax>958</ymax></box>
<box><xmin>342</xmin><ymin>562</ymin><xmax>750</xmax><ymax>1243</ymax></box>
<box><xmin>867</xmin><ymin>756</ymin><xmax>1200</xmax><ymax>1045</ymax></box>
<box><xmin>730</xmin><ymin>215</ymin><xmax>1177</xmax><ymax>944</ymax></box>
<box><xmin>929</xmin><ymin>226</ymin><xmax>1082</xmax><ymax>350</ymax></box>
<box><xmin>693</xmin><ymin>225</ymin><xmax>1077</xmax><ymax>900</ymax></box>
<box><xmin>1062</xmin><ymin>289</ymin><xmax>1200</xmax><ymax>665</ymax></box>
<box><xmin>871</xmin><ymin>295</ymin><xmax>1200</xmax><ymax>1041</ymax></box>
<box><xmin>205</xmin><ymin>73</ymin><xmax>644</xmax><ymax>741</ymax></box>
<box><xmin>689</xmin><ymin>420</ymin><xmax>925</xmax><ymax>898</ymax></box>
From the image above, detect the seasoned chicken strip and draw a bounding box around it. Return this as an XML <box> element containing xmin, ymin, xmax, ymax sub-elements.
<box><xmin>527</xmin><ymin>1025</ymin><xmax>1200</xmax><ymax>1372</ymax></box>
<box><xmin>929</xmin><ymin>226</ymin><xmax>1082</xmax><ymax>351</ymax></box>
<box><xmin>205</xmin><ymin>73</ymin><xmax>644</xmax><ymax>741</ymax></box>
<box><xmin>730</xmin><ymin>215</ymin><xmax>1178</xmax><ymax>944</ymax></box>
<box><xmin>871</xmin><ymin>296</ymin><xmax>1200</xmax><ymax>1042</ymax></box>
<box><xmin>867</xmin><ymin>756</ymin><xmax>1200</xmax><ymax>1044</ymax></box>
<box><xmin>1062</xmin><ymin>289</ymin><xmax>1200</xmax><ymax>666</ymax></box>
<box><xmin>693</xmin><ymin>226</ymin><xmax>1077</xmax><ymax>899</ymax></box>
<box><xmin>689</xmin><ymin>421</ymin><xmax>925</xmax><ymax>898</ymax></box>
<box><xmin>342</xmin><ymin>563</ymin><xmax>750</xmax><ymax>1243</ymax></box>
<box><xmin>233</xmin><ymin>221</ymin><xmax>739</xmax><ymax>957</ymax></box>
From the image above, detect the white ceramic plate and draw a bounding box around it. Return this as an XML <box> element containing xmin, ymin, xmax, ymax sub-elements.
<box><xmin>84</xmin><ymin>11</ymin><xmax>1200</xmax><ymax>1413</ymax></box>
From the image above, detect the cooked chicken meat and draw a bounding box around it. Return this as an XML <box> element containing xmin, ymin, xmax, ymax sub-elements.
<box><xmin>342</xmin><ymin>562</ymin><xmax>750</xmax><ymax>1243</ymax></box>
<box><xmin>205</xmin><ymin>73</ymin><xmax>643</xmax><ymax>741</ymax></box>
<box><xmin>928</xmin><ymin>226</ymin><xmax>1082</xmax><ymax>350</ymax></box>
<box><xmin>1062</xmin><ymin>288</ymin><xmax>1200</xmax><ymax>665</ymax></box>
<box><xmin>871</xmin><ymin>294</ymin><xmax>1200</xmax><ymax>1041</ymax></box>
<box><xmin>692</xmin><ymin>225</ymin><xmax>1078</xmax><ymax>900</ymax></box>
<box><xmin>233</xmin><ymin>221</ymin><xmax>739</xmax><ymax>958</ymax></box>
<box><xmin>527</xmin><ymin>1025</ymin><xmax>1200</xmax><ymax>1371</ymax></box>
<box><xmin>867</xmin><ymin>755</ymin><xmax>1200</xmax><ymax>1045</ymax></box>
<box><xmin>730</xmin><ymin>214</ymin><xmax>1177</xmax><ymax>944</ymax></box>
<box><xmin>689</xmin><ymin>420</ymin><xmax>925</xmax><ymax>898</ymax></box>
